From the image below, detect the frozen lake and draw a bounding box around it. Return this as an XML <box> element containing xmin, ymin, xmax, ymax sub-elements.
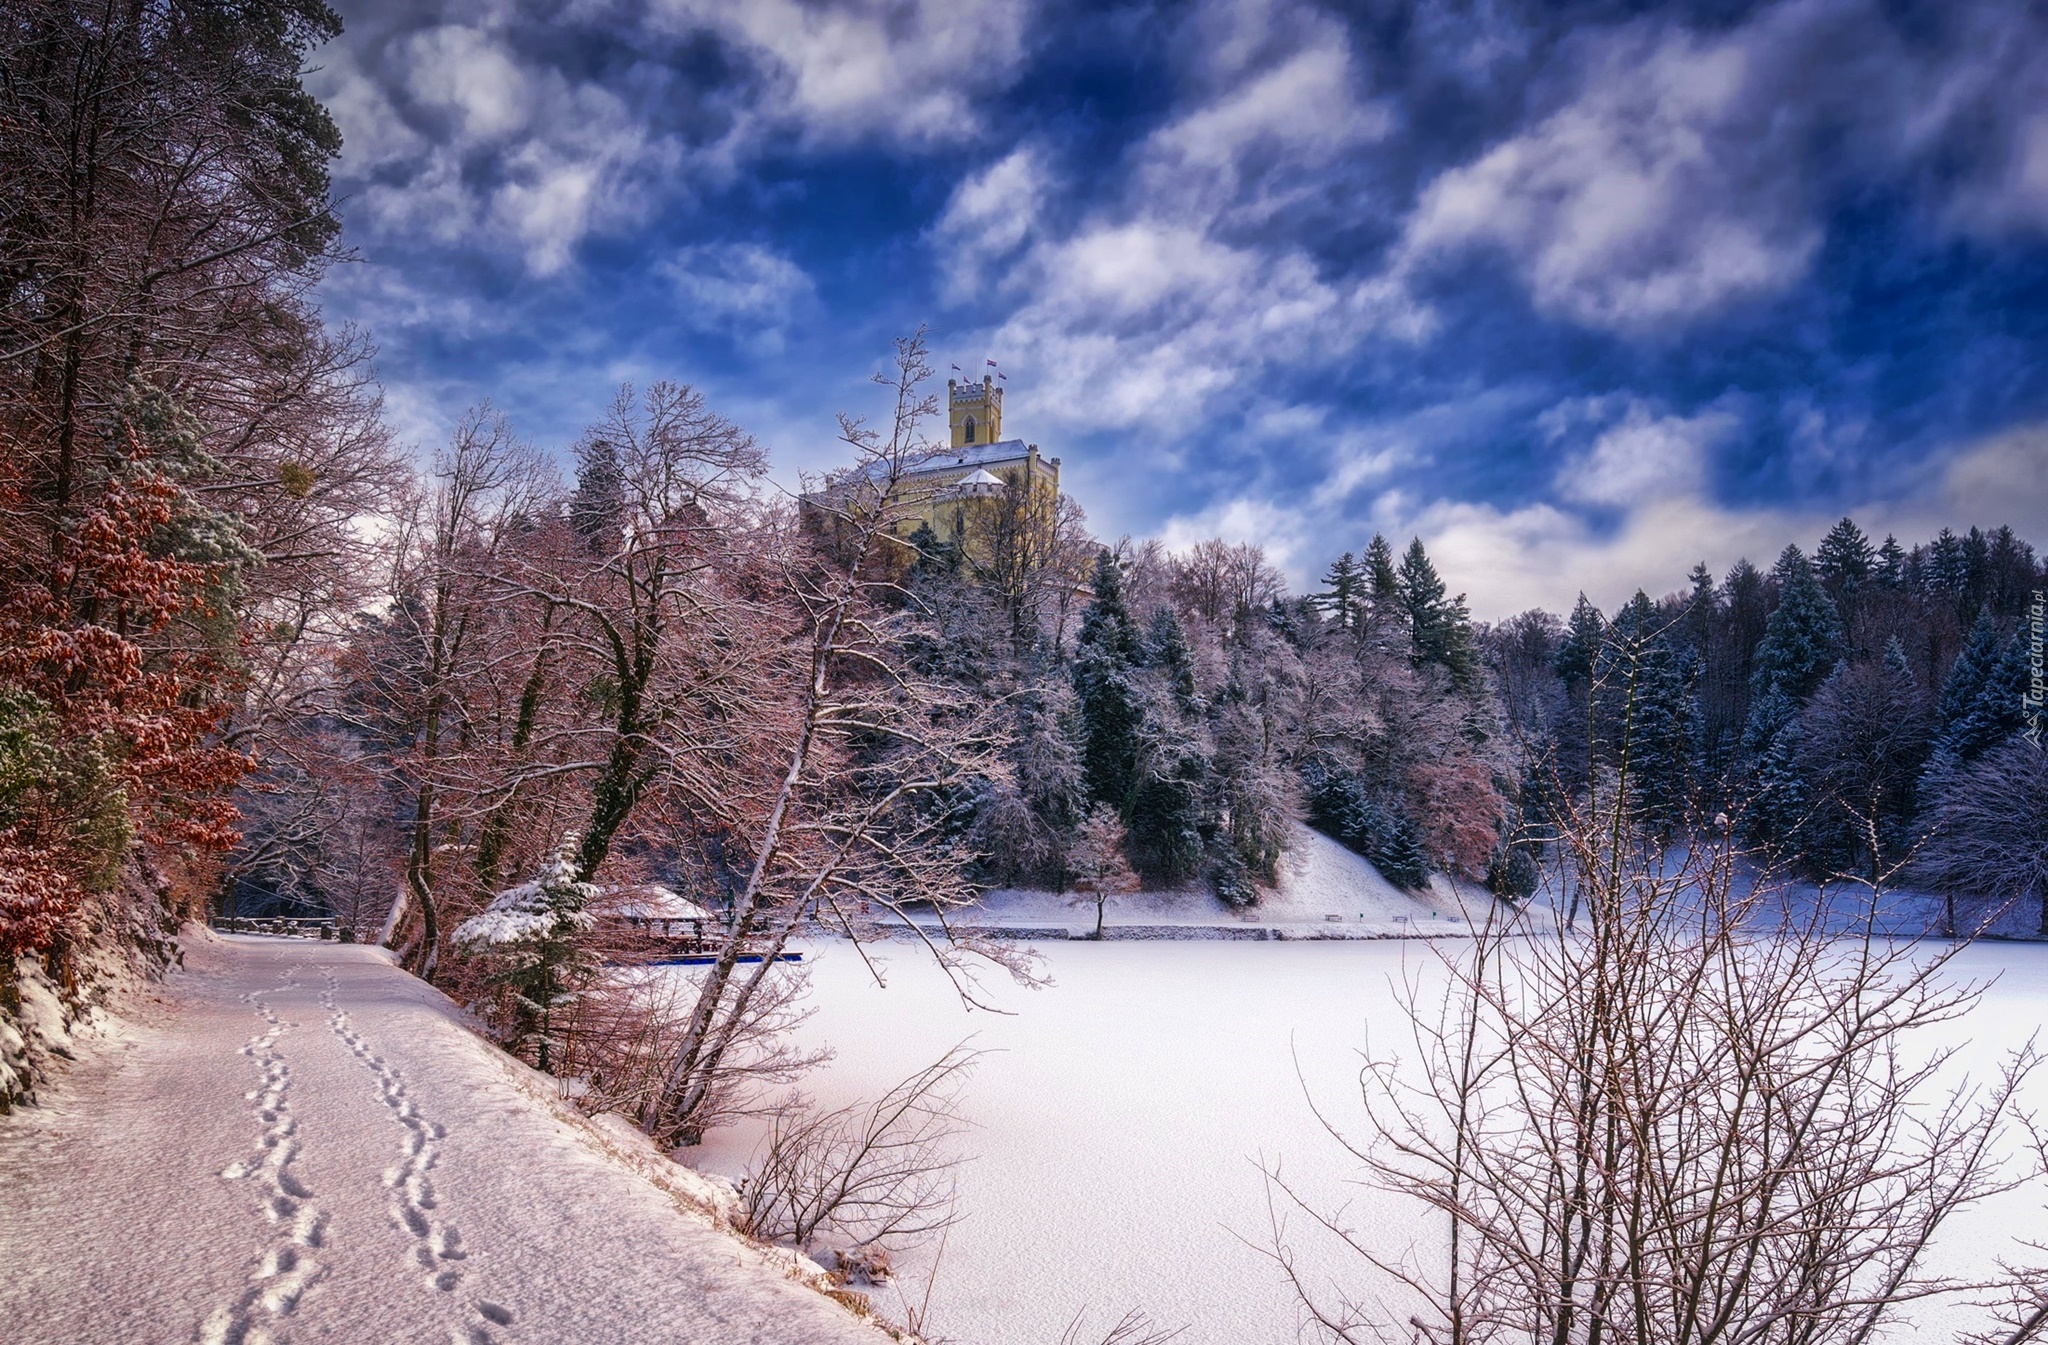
<box><xmin>691</xmin><ymin>937</ymin><xmax>2048</xmax><ymax>1345</ymax></box>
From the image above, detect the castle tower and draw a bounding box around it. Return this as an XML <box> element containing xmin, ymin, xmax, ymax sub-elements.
<box><xmin>947</xmin><ymin>374</ymin><xmax>1003</xmax><ymax>448</ymax></box>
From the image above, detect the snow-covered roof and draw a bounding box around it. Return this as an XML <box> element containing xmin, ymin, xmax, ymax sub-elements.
<box><xmin>820</xmin><ymin>440</ymin><xmax>1041</xmax><ymax>492</ymax></box>
<box><xmin>605</xmin><ymin>885</ymin><xmax>712</xmax><ymax>922</ymax></box>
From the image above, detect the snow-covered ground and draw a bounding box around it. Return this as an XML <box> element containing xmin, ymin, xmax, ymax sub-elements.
<box><xmin>934</xmin><ymin>822</ymin><xmax>1481</xmax><ymax>937</ymax></box>
<box><xmin>691</xmin><ymin>937</ymin><xmax>2048</xmax><ymax>1345</ymax></box>
<box><xmin>0</xmin><ymin>933</ymin><xmax>888</xmax><ymax>1345</ymax></box>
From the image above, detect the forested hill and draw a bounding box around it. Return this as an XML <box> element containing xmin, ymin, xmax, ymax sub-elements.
<box><xmin>2</xmin><ymin>1</ymin><xmax>2042</xmax><ymax>1125</ymax></box>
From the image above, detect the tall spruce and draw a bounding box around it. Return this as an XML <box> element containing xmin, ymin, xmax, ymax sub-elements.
<box><xmin>1554</xmin><ymin>594</ymin><xmax>1605</xmax><ymax>689</ymax></box>
<box><xmin>1596</xmin><ymin>592</ymin><xmax>1695</xmax><ymax>835</ymax></box>
<box><xmin>1750</xmin><ymin>545</ymin><xmax>1841</xmax><ymax>704</ymax></box>
<box><xmin>568</xmin><ymin>436</ymin><xmax>625</xmax><ymax>550</ymax></box>
<box><xmin>1816</xmin><ymin>516</ymin><xmax>1875</xmax><ymax>619</ymax></box>
<box><xmin>1396</xmin><ymin>537</ymin><xmax>1476</xmax><ymax>682</ymax></box>
<box><xmin>1934</xmin><ymin>612</ymin><xmax>2004</xmax><ymax>753</ymax></box>
<box><xmin>1073</xmin><ymin>550</ymin><xmax>1145</xmax><ymax>812</ymax></box>
<box><xmin>1319</xmin><ymin>552</ymin><xmax>1361</xmax><ymax>629</ymax></box>
<box><xmin>1942</xmin><ymin>634</ymin><xmax>2029</xmax><ymax>763</ymax></box>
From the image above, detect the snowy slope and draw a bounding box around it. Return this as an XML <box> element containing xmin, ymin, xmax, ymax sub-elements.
<box><xmin>953</xmin><ymin>820</ymin><xmax>1479</xmax><ymax>936</ymax></box>
<box><xmin>0</xmin><ymin>933</ymin><xmax>890</xmax><ymax>1345</ymax></box>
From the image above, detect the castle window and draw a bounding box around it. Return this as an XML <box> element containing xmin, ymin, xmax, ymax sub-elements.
<box><xmin>962</xmin><ymin>415</ymin><xmax>976</xmax><ymax>444</ymax></box>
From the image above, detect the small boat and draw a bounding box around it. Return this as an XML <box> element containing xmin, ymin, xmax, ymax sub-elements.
<box><xmin>650</xmin><ymin>951</ymin><xmax>804</xmax><ymax>967</ymax></box>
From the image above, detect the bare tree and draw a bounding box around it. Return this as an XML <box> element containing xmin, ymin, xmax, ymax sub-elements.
<box><xmin>551</xmin><ymin>960</ymin><xmax>829</xmax><ymax>1136</ymax></box>
<box><xmin>738</xmin><ymin>1044</ymin><xmax>981</xmax><ymax>1253</ymax></box>
<box><xmin>1069</xmin><ymin>804</ymin><xmax>1140</xmax><ymax>938</ymax></box>
<box><xmin>1057</xmin><ymin>1309</ymin><xmax>1189</xmax><ymax>1345</ymax></box>
<box><xmin>363</xmin><ymin>409</ymin><xmax>551</xmax><ymax>979</ymax></box>
<box><xmin>1268</xmin><ymin>780</ymin><xmax>2047</xmax><ymax>1345</ymax></box>
<box><xmin>638</xmin><ymin>333</ymin><xmax>1036</xmax><ymax>1147</ymax></box>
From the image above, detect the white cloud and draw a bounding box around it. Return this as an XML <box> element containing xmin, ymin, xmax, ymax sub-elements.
<box><xmin>1553</xmin><ymin>402</ymin><xmax>1734</xmax><ymax>507</ymax></box>
<box><xmin>933</xmin><ymin>0</ymin><xmax>1413</xmax><ymax>436</ymax></box>
<box><xmin>1158</xmin><ymin>496</ymin><xmax>1314</xmax><ymax>578</ymax></box>
<box><xmin>318</xmin><ymin>22</ymin><xmax>688</xmax><ymax>277</ymax></box>
<box><xmin>649</xmin><ymin>0</ymin><xmax>1030</xmax><ymax>146</ymax></box>
<box><xmin>1396</xmin><ymin>8</ymin><xmax>1824</xmax><ymax>334</ymax></box>
<box><xmin>934</xmin><ymin>146</ymin><xmax>1051</xmax><ymax>300</ymax></box>
<box><xmin>1392</xmin><ymin>0</ymin><xmax>2048</xmax><ymax>334</ymax></box>
<box><xmin>403</xmin><ymin>25</ymin><xmax>531</xmax><ymax>140</ymax></box>
<box><xmin>1380</xmin><ymin>417</ymin><xmax>2048</xmax><ymax>621</ymax></box>
<box><xmin>1145</xmin><ymin>396</ymin><xmax>2048</xmax><ymax>622</ymax></box>
<box><xmin>660</xmin><ymin>243</ymin><xmax>816</xmax><ymax>327</ymax></box>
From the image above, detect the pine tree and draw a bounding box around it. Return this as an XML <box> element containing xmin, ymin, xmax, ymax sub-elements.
<box><xmin>1684</xmin><ymin>562</ymin><xmax>1718</xmax><ymax>652</ymax></box>
<box><xmin>1592</xmin><ymin>593</ymin><xmax>1694</xmax><ymax>836</ymax></box>
<box><xmin>1816</xmin><ymin>516</ymin><xmax>1874</xmax><ymax>612</ymax></box>
<box><xmin>1377</xmin><ymin>812</ymin><xmax>1430</xmax><ymax>891</ymax></box>
<box><xmin>1943</xmin><ymin>634</ymin><xmax>2028</xmax><ymax>763</ymax></box>
<box><xmin>568</xmin><ymin>436</ymin><xmax>624</xmax><ymax>550</ymax></box>
<box><xmin>1073</xmin><ymin>550</ymin><xmax>1145</xmax><ymax>811</ymax></box>
<box><xmin>1876</xmin><ymin>534</ymin><xmax>1906</xmax><ymax>589</ymax></box>
<box><xmin>1554</xmin><ymin>593</ymin><xmax>1605</xmax><ymax>688</ymax></box>
<box><xmin>1928</xmin><ymin>528</ymin><xmax>1967</xmax><ymax>595</ymax></box>
<box><xmin>1749</xmin><ymin>545</ymin><xmax>1841</xmax><ymax>704</ymax></box>
<box><xmin>1397</xmin><ymin>537</ymin><xmax>1477</xmax><ymax>682</ymax></box>
<box><xmin>1145</xmin><ymin>606</ymin><xmax>1201</xmax><ymax>715</ymax></box>
<box><xmin>1742</xmin><ymin>689</ymin><xmax>1811</xmax><ymax>857</ymax></box>
<box><xmin>1934</xmin><ymin>611</ymin><xmax>2002</xmax><ymax>750</ymax></box>
<box><xmin>1361</xmin><ymin>533</ymin><xmax>1403</xmax><ymax>640</ymax></box>
<box><xmin>453</xmin><ymin>835</ymin><xmax>599</xmax><ymax>1072</ymax></box>
<box><xmin>1318</xmin><ymin>552</ymin><xmax>1361</xmax><ymax>629</ymax></box>
<box><xmin>1128</xmin><ymin>744</ymin><xmax>1205</xmax><ymax>884</ymax></box>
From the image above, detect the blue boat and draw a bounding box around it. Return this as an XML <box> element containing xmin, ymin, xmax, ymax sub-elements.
<box><xmin>649</xmin><ymin>952</ymin><xmax>803</xmax><ymax>967</ymax></box>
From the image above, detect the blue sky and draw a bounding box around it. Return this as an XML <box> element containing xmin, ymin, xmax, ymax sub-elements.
<box><xmin>308</xmin><ymin>0</ymin><xmax>2048</xmax><ymax>617</ymax></box>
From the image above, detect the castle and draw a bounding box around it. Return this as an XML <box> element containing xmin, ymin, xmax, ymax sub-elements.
<box><xmin>803</xmin><ymin>371</ymin><xmax>1063</xmax><ymax>562</ymax></box>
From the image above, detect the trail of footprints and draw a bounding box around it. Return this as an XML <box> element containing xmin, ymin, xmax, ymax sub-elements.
<box><xmin>202</xmin><ymin>965</ymin><xmax>328</xmax><ymax>1345</ymax></box>
<box><xmin>320</xmin><ymin>968</ymin><xmax>514</xmax><ymax>1345</ymax></box>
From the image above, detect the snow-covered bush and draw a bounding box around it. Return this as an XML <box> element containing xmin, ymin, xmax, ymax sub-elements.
<box><xmin>455</xmin><ymin>835</ymin><xmax>598</xmax><ymax>1071</ymax></box>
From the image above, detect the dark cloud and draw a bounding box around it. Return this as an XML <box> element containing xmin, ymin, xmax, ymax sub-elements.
<box><xmin>311</xmin><ymin>0</ymin><xmax>2048</xmax><ymax>613</ymax></box>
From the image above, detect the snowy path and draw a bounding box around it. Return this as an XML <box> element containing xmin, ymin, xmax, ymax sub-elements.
<box><xmin>0</xmin><ymin>934</ymin><xmax>886</xmax><ymax>1345</ymax></box>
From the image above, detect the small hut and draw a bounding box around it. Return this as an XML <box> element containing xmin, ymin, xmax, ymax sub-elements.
<box><xmin>602</xmin><ymin>885</ymin><xmax>714</xmax><ymax>945</ymax></box>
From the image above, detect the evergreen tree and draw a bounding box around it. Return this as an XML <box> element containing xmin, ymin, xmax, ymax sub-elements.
<box><xmin>1934</xmin><ymin>612</ymin><xmax>2003</xmax><ymax>750</ymax></box>
<box><xmin>1876</xmin><ymin>534</ymin><xmax>1906</xmax><ymax>589</ymax></box>
<box><xmin>1928</xmin><ymin>528</ymin><xmax>1967</xmax><ymax>595</ymax></box>
<box><xmin>568</xmin><ymin>436</ymin><xmax>624</xmax><ymax>550</ymax></box>
<box><xmin>1749</xmin><ymin>545</ymin><xmax>1841</xmax><ymax>704</ymax></box>
<box><xmin>1397</xmin><ymin>537</ymin><xmax>1476</xmax><ymax>682</ymax></box>
<box><xmin>1318</xmin><ymin>552</ymin><xmax>1361</xmax><ymax>629</ymax></box>
<box><xmin>1301</xmin><ymin>759</ymin><xmax>1430</xmax><ymax>890</ymax></box>
<box><xmin>1377</xmin><ymin>812</ymin><xmax>1430</xmax><ymax>890</ymax></box>
<box><xmin>1145</xmin><ymin>606</ymin><xmax>1201</xmax><ymax>715</ymax></box>
<box><xmin>1683</xmin><ymin>562</ymin><xmax>1718</xmax><ymax>652</ymax></box>
<box><xmin>1943</xmin><ymin>635</ymin><xmax>2028</xmax><ymax>763</ymax></box>
<box><xmin>1554</xmin><ymin>593</ymin><xmax>1605</xmax><ymax>688</ymax></box>
<box><xmin>1742</xmin><ymin>689</ymin><xmax>1811</xmax><ymax>857</ymax></box>
<box><xmin>1883</xmin><ymin>634</ymin><xmax>1913</xmax><ymax>681</ymax></box>
<box><xmin>1073</xmin><ymin>550</ymin><xmax>1144</xmax><ymax>811</ymax></box>
<box><xmin>1816</xmin><ymin>516</ymin><xmax>1874</xmax><ymax>615</ymax></box>
<box><xmin>1798</xmin><ymin>652</ymin><xmax>1930</xmax><ymax>879</ymax></box>
<box><xmin>906</xmin><ymin>520</ymin><xmax>960</xmax><ymax>579</ymax></box>
<box><xmin>453</xmin><ymin>835</ymin><xmax>598</xmax><ymax>1072</ymax></box>
<box><xmin>1361</xmin><ymin>533</ymin><xmax>1403</xmax><ymax>638</ymax></box>
<box><xmin>1596</xmin><ymin>593</ymin><xmax>1695</xmax><ymax>835</ymax></box>
<box><xmin>1128</xmin><ymin>743</ymin><xmax>1205</xmax><ymax>885</ymax></box>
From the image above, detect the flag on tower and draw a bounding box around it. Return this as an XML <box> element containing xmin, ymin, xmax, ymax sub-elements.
<box><xmin>997</xmin><ymin>372</ymin><xmax>1007</xmax><ymax>381</ymax></box>
<box><xmin>986</xmin><ymin>358</ymin><xmax>998</xmax><ymax>368</ymax></box>
<box><xmin>950</xmin><ymin>363</ymin><xmax>962</xmax><ymax>372</ymax></box>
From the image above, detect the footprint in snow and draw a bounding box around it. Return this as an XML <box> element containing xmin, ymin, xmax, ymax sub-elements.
<box><xmin>201</xmin><ymin>964</ymin><xmax>328</xmax><ymax>1344</ymax></box>
<box><xmin>320</xmin><ymin>967</ymin><xmax>514</xmax><ymax>1341</ymax></box>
